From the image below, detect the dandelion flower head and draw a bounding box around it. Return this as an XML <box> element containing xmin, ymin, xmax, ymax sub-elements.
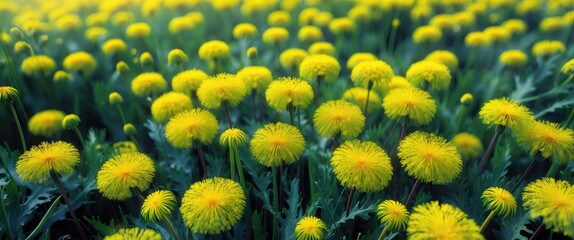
<box><xmin>220</xmin><ymin>128</ymin><xmax>247</xmax><ymax>149</ymax></box>
<box><xmin>21</xmin><ymin>55</ymin><xmax>56</xmax><ymax>76</ymax></box>
<box><xmin>104</xmin><ymin>228</ymin><xmax>161</xmax><ymax>240</ymax></box>
<box><xmin>479</xmin><ymin>97</ymin><xmax>534</xmax><ymax>128</ymax></box>
<box><xmin>63</xmin><ymin>51</ymin><xmax>97</xmax><ymax>76</ymax></box>
<box><xmin>514</xmin><ymin>120</ymin><xmax>574</xmax><ymax>164</ymax></box>
<box><xmin>102</xmin><ymin>38</ymin><xmax>127</xmax><ymax>55</ymax></box>
<box><xmin>233</xmin><ymin>23</ymin><xmax>258</xmax><ymax>39</ymax></box>
<box><xmin>165</xmin><ymin>109</ymin><xmax>219</xmax><ymax>148</ymax></box>
<box><xmin>131</xmin><ymin>72</ymin><xmax>167</xmax><ymax>97</ymax></box>
<box><xmin>198</xmin><ymin>40</ymin><xmax>230</xmax><ymax>60</ymax></box>
<box><xmin>280</xmin><ymin>48</ymin><xmax>309</xmax><ymax>71</ymax></box>
<box><xmin>482</xmin><ymin>187</ymin><xmax>517</xmax><ymax>218</ymax></box>
<box><xmin>313</xmin><ymin>100</ymin><xmax>365</xmax><ymax>139</ymax></box>
<box><xmin>561</xmin><ymin>58</ymin><xmax>574</xmax><ymax>75</ymax></box>
<box><xmin>377</xmin><ymin>200</ymin><xmax>409</xmax><ymax>231</ymax></box>
<box><xmin>425</xmin><ymin>50</ymin><xmax>459</xmax><ymax>71</ymax></box>
<box><xmin>523</xmin><ymin>178</ymin><xmax>574</xmax><ymax>237</ymax></box>
<box><xmin>299</xmin><ymin>54</ymin><xmax>341</xmax><ymax>82</ymax></box>
<box><xmin>151</xmin><ymin>91</ymin><xmax>193</xmax><ymax>122</ymax></box>
<box><xmin>97</xmin><ymin>152</ymin><xmax>155</xmax><ymax>201</ymax></box>
<box><xmin>383</xmin><ymin>88</ymin><xmax>436</xmax><ymax>126</ymax></box>
<box><xmin>266</xmin><ymin>77</ymin><xmax>314</xmax><ymax>112</ymax></box>
<box><xmin>262</xmin><ymin>27</ymin><xmax>289</xmax><ymax>45</ymax></box>
<box><xmin>0</xmin><ymin>86</ymin><xmax>18</xmax><ymax>104</ymax></box>
<box><xmin>16</xmin><ymin>141</ymin><xmax>79</xmax><ymax>184</ymax></box>
<box><xmin>499</xmin><ymin>50</ymin><xmax>528</xmax><ymax>68</ymax></box>
<box><xmin>408</xmin><ymin>201</ymin><xmax>484</xmax><ymax>240</ymax></box>
<box><xmin>532</xmin><ymin>40</ymin><xmax>566</xmax><ymax>57</ymax></box>
<box><xmin>197</xmin><ymin>73</ymin><xmax>247</xmax><ymax>109</ymax></box>
<box><xmin>172</xmin><ymin>69</ymin><xmax>209</xmax><ymax>95</ymax></box>
<box><xmin>346</xmin><ymin>52</ymin><xmax>378</xmax><ymax>70</ymax></box>
<box><xmin>295</xmin><ymin>216</ymin><xmax>327</xmax><ymax>240</ymax></box>
<box><xmin>237</xmin><ymin>66</ymin><xmax>273</xmax><ymax>91</ymax></box>
<box><xmin>141</xmin><ymin>190</ymin><xmax>176</xmax><ymax>222</ymax></box>
<box><xmin>28</xmin><ymin>109</ymin><xmax>66</xmax><ymax>137</ymax></box>
<box><xmin>350</xmin><ymin>60</ymin><xmax>394</xmax><ymax>87</ymax></box>
<box><xmin>250</xmin><ymin>122</ymin><xmax>305</xmax><ymax>167</ymax></box>
<box><xmin>406</xmin><ymin>60</ymin><xmax>452</xmax><ymax>91</ymax></box>
<box><xmin>451</xmin><ymin>132</ymin><xmax>484</xmax><ymax>160</ymax></box>
<box><xmin>341</xmin><ymin>87</ymin><xmax>381</xmax><ymax>113</ymax></box>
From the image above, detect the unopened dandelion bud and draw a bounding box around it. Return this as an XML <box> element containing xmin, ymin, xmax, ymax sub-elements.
<box><xmin>62</xmin><ymin>114</ymin><xmax>81</xmax><ymax>130</ymax></box>
<box><xmin>123</xmin><ymin>123</ymin><xmax>137</xmax><ymax>136</ymax></box>
<box><xmin>460</xmin><ymin>93</ymin><xmax>473</xmax><ymax>106</ymax></box>
<box><xmin>247</xmin><ymin>47</ymin><xmax>258</xmax><ymax>60</ymax></box>
<box><xmin>10</xmin><ymin>27</ymin><xmax>23</xmax><ymax>40</ymax></box>
<box><xmin>116</xmin><ymin>61</ymin><xmax>130</xmax><ymax>74</ymax></box>
<box><xmin>140</xmin><ymin>52</ymin><xmax>154</xmax><ymax>67</ymax></box>
<box><xmin>168</xmin><ymin>49</ymin><xmax>188</xmax><ymax>65</ymax></box>
<box><xmin>109</xmin><ymin>92</ymin><xmax>123</xmax><ymax>105</ymax></box>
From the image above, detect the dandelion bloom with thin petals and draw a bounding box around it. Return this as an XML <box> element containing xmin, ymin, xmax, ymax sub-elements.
<box><xmin>198</xmin><ymin>40</ymin><xmax>230</xmax><ymax>61</ymax></box>
<box><xmin>331</xmin><ymin>140</ymin><xmax>393</xmax><ymax>192</ymax></box>
<box><xmin>377</xmin><ymin>200</ymin><xmax>409</xmax><ymax>231</ymax></box>
<box><xmin>150</xmin><ymin>92</ymin><xmax>193</xmax><ymax>122</ymax></box>
<box><xmin>341</xmin><ymin>87</ymin><xmax>381</xmax><ymax>113</ymax></box>
<box><xmin>21</xmin><ymin>55</ymin><xmax>56</xmax><ymax>76</ymax></box>
<box><xmin>262</xmin><ymin>27</ymin><xmax>289</xmax><ymax>45</ymax></box>
<box><xmin>561</xmin><ymin>58</ymin><xmax>574</xmax><ymax>75</ymax></box>
<box><xmin>165</xmin><ymin>109</ymin><xmax>219</xmax><ymax>148</ymax></box>
<box><xmin>295</xmin><ymin>216</ymin><xmax>327</xmax><ymax>240</ymax></box>
<box><xmin>102</xmin><ymin>38</ymin><xmax>127</xmax><ymax>55</ymax></box>
<box><xmin>266</xmin><ymin>77</ymin><xmax>314</xmax><ymax>112</ymax></box>
<box><xmin>250</xmin><ymin>122</ymin><xmax>305</xmax><ymax>167</ymax></box>
<box><xmin>499</xmin><ymin>50</ymin><xmax>528</xmax><ymax>68</ymax></box>
<box><xmin>350</xmin><ymin>60</ymin><xmax>394</xmax><ymax>88</ymax></box>
<box><xmin>0</xmin><ymin>86</ymin><xmax>18</xmax><ymax>104</ymax></box>
<box><xmin>479</xmin><ymin>97</ymin><xmax>534</xmax><ymax>128</ymax></box>
<box><xmin>399</xmin><ymin>131</ymin><xmax>462</xmax><ymax>184</ymax></box>
<box><xmin>197</xmin><ymin>73</ymin><xmax>247</xmax><ymax>109</ymax></box>
<box><xmin>141</xmin><ymin>190</ymin><xmax>176</xmax><ymax>222</ymax></box>
<box><xmin>180</xmin><ymin>177</ymin><xmax>246</xmax><ymax>234</ymax></box>
<box><xmin>63</xmin><ymin>51</ymin><xmax>97</xmax><ymax>76</ymax></box>
<box><xmin>425</xmin><ymin>50</ymin><xmax>459</xmax><ymax>71</ymax></box>
<box><xmin>408</xmin><ymin>201</ymin><xmax>484</xmax><ymax>240</ymax></box>
<box><xmin>482</xmin><ymin>187</ymin><xmax>516</xmax><ymax>218</ymax></box>
<box><xmin>451</xmin><ymin>132</ymin><xmax>484</xmax><ymax>160</ymax></box>
<box><xmin>514</xmin><ymin>120</ymin><xmax>574</xmax><ymax>164</ymax></box>
<box><xmin>97</xmin><ymin>152</ymin><xmax>155</xmax><ymax>200</ymax></box>
<box><xmin>523</xmin><ymin>178</ymin><xmax>574</xmax><ymax>237</ymax></box>
<box><xmin>313</xmin><ymin>100</ymin><xmax>365</xmax><ymax>139</ymax></box>
<box><xmin>280</xmin><ymin>48</ymin><xmax>309</xmax><ymax>71</ymax></box>
<box><xmin>532</xmin><ymin>40</ymin><xmax>565</xmax><ymax>57</ymax></box>
<box><xmin>383</xmin><ymin>88</ymin><xmax>436</xmax><ymax>126</ymax></box>
<box><xmin>131</xmin><ymin>72</ymin><xmax>167</xmax><ymax>97</ymax></box>
<box><xmin>406</xmin><ymin>60</ymin><xmax>451</xmax><ymax>91</ymax></box>
<box><xmin>237</xmin><ymin>66</ymin><xmax>273</xmax><ymax>91</ymax></box>
<box><xmin>16</xmin><ymin>141</ymin><xmax>79</xmax><ymax>184</ymax></box>
<box><xmin>346</xmin><ymin>52</ymin><xmax>378</xmax><ymax>70</ymax></box>
<box><xmin>28</xmin><ymin>109</ymin><xmax>66</xmax><ymax>137</ymax></box>
<box><xmin>220</xmin><ymin>128</ymin><xmax>247</xmax><ymax>148</ymax></box>
<box><xmin>299</xmin><ymin>54</ymin><xmax>341</xmax><ymax>82</ymax></box>
<box><xmin>172</xmin><ymin>69</ymin><xmax>209</xmax><ymax>95</ymax></box>
<box><xmin>104</xmin><ymin>228</ymin><xmax>162</xmax><ymax>240</ymax></box>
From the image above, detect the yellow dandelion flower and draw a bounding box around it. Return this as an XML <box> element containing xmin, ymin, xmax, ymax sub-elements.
<box><xmin>220</xmin><ymin>128</ymin><xmax>247</xmax><ymax>149</ymax></box>
<box><xmin>211</xmin><ymin>0</ymin><xmax>240</xmax><ymax>10</ymax></box>
<box><xmin>14</xmin><ymin>41</ymin><xmax>31</xmax><ymax>53</ymax></box>
<box><xmin>167</xmin><ymin>49</ymin><xmax>188</xmax><ymax>65</ymax></box>
<box><xmin>348</xmin><ymin>5</ymin><xmax>372</xmax><ymax>22</ymax></box>
<box><xmin>116</xmin><ymin>61</ymin><xmax>129</xmax><ymax>74</ymax></box>
<box><xmin>377</xmin><ymin>200</ymin><xmax>409</xmax><ymax>231</ymax></box>
<box><xmin>465</xmin><ymin>32</ymin><xmax>491</xmax><ymax>48</ymax></box>
<box><xmin>233</xmin><ymin>23</ymin><xmax>258</xmax><ymax>39</ymax></box>
<box><xmin>425</xmin><ymin>50</ymin><xmax>459</xmax><ymax>71</ymax></box>
<box><xmin>451</xmin><ymin>132</ymin><xmax>484</xmax><ymax>160</ymax></box>
<box><xmin>346</xmin><ymin>52</ymin><xmax>378</xmax><ymax>70</ymax></box>
<box><xmin>262</xmin><ymin>27</ymin><xmax>289</xmax><ymax>45</ymax></box>
<box><xmin>381</xmin><ymin>76</ymin><xmax>414</xmax><ymax>94</ymax></box>
<box><xmin>180</xmin><ymin>177</ymin><xmax>246</xmax><ymax>234</ymax></box>
<box><xmin>102</xmin><ymin>38</ymin><xmax>127</xmax><ymax>56</ymax></box>
<box><xmin>313</xmin><ymin>12</ymin><xmax>333</xmax><ymax>27</ymax></box>
<box><xmin>21</xmin><ymin>55</ymin><xmax>56</xmax><ymax>76</ymax></box>
<box><xmin>140</xmin><ymin>52</ymin><xmax>154</xmax><ymax>66</ymax></box>
<box><xmin>165</xmin><ymin>109</ymin><xmax>219</xmax><ymax>148</ymax></box>
<box><xmin>198</xmin><ymin>40</ymin><xmax>230</xmax><ymax>61</ymax></box>
<box><xmin>478</xmin><ymin>97</ymin><xmax>534</xmax><ymax>128</ymax></box>
<box><xmin>406</xmin><ymin>60</ymin><xmax>451</xmax><ymax>91</ymax></box>
<box><xmin>299</xmin><ymin>54</ymin><xmax>341</xmax><ymax>82</ymax></box>
<box><xmin>112</xmin><ymin>141</ymin><xmax>138</xmax><ymax>154</ymax></box>
<box><xmin>502</xmin><ymin>19</ymin><xmax>527</xmax><ymax>35</ymax></box>
<box><xmin>250</xmin><ymin>122</ymin><xmax>305</xmax><ymax>167</ymax></box>
<box><xmin>532</xmin><ymin>40</ymin><xmax>566</xmax><ymax>57</ymax></box>
<box><xmin>197</xmin><ymin>73</ymin><xmax>247</xmax><ymax>109</ymax></box>
<box><xmin>280</xmin><ymin>48</ymin><xmax>309</xmax><ymax>71</ymax></box>
<box><xmin>108</xmin><ymin>92</ymin><xmax>123</xmax><ymax>105</ymax></box>
<box><xmin>562</xmin><ymin>58</ymin><xmax>574</xmax><ymax>75</ymax></box>
<box><xmin>97</xmin><ymin>152</ymin><xmax>155</xmax><ymax>201</ymax></box>
<box><xmin>0</xmin><ymin>86</ymin><xmax>18</xmax><ymax>104</ymax></box>
<box><xmin>172</xmin><ymin>69</ymin><xmax>208</xmax><ymax>95</ymax></box>
<box><xmin>16</xmin><ymin>141</ymin><xmax>79</xmax><ymax>184</ymax></box>
<box><xmin>514</xmin><ymin>120</ymin><xmax>574</xmax><ymax>164</ymax></box>
<box><xmin>55</xmin><ymin>15</ymin><xmax>82</xmax><ymax>32</ymax></box>
<box><xmin>299</xmin><ymin>8</ymin><xmax>320</xmax><ymax>25</ymax></box>
<box><xmin>298</xmin><ymin>26</ymin><xmax>323</xmax><ymax>42</ymax></box>
<box><xmin>28</xmin><ymin>109</ymin><xmax>66</xmax><ymax>137</ymax></box>
<box><xmin>399</xmin><ymin>131</ymin><xmax>462</xmax><ymax>184</ymax></box>
<box><xmin>429</xmin><ymin>14</ymin><xmax>454</xmax><ymax>31</ymax></box>
<box><xmin>268</xmin><ymin>10</ymin><xmax>291</xmax><ymax>27</ymax></box>
<box><xmin>329</xmin><ymin>17</ymin><xmax>355</xmax><ymax>35</ymax></box>
<box><xmin>540</xmin><ymin>17</ymin><xmax>563</xmax><ymax>32</ymax></box>
<box><xmin>104</xmin><ymin>228</ymin><xmax>161</xmax><ymax>240</ymax></box>
<box><xmin>126</xmin><ymin>22</ymin><xmax>151</xmax><ymax>38</ymax></box>
<box><xmin>168</xmin><ymin>16</ymin><xmax>196</xmax><ymax>34</ymax></box>
<box><xmin>123</xmin><ymin>123</ymin><xmax>137</xmax><ymax>136</ymax></box>
<box><xmin>499</xmin><ymin>50</ymin><xmax>528</xmax><ymax>68</ymax></box>
<box><xmin>460</xmin><ymin>93</ymin><xmax>473</xmax><ymax>106</ymax></box>
<box><xmin>63</xmin><ymin>51</ymin><xmax>97</xmax><ymax>76</ymax></box>
<box><xmin>483</xmin><ymin>26</ymin><xmax>511</xmax><ymax>44</ymax></box>
<box><xmin>523</xmin><ymin>178</ymin><xmax>574</xmax><ymax>237</ymax></box>
<box><xmin>237</xmin><ymin>66</ymin><xmax>273</xmax><ymax>91</ymax></box>
<box><xmin>295</xmin><ymin>216</ymin><xmax>327</xmax><ymax>240</ymax></box>
<box><xmin>61</xmin><ymin>114</ymin><xmax>80</xmax><ymax>130</ymax></box>
<box><xmin>341</xmin><ymin>87</ymin><xmax>381</xmax><ymax>113</ymax></box>
<box><xmin>266</xmin><ymin>77</ymin><xmax>314</xmax><ymax>112</ymax></box>
<box><xmin>313</xmin><ymin>100</ymin><xmax>365</xmax><ymax>139</ymax></box>
<box><xmin>331</xmin><ymin>140</ymin><xmax>393</xmax><ymax>192</ymax></box>
<box><xmin>412</xmin><ymin>25</ymin><xmax>442</xmax><ymax>44</ymax></box>
<box><xmin>482</xmin><ymin>187</ymin><xmax>516</xmax><ymax>218</ymax></box>
<box><xmin>150</xmin><ymin>92</ymin><xmax>193</xmax><ymax>122</ymax></box>
<box><xmin>131</xmin><ymin>72</ymin><xmax>167</xmax><ymax>97</ymax></box>
<box><xmin>308</xmin><ymin>41</ymin><xmax>335</xmax><ymax>56</ymax></box>
<box><xmin>408</xmin><ymin>201</ymin><xmax>484</xmax><ymax>240</ymax></box>
<box><xmin>141</xmin><ymin>190</ymin><xmax>176</xmax><ymax>222</ymax></box>
<box><xmin>383</xmin><ymin>88</ymin><xmax>436</xmax><ymax>126</ymax></box>
<box><xmin>351</xmin><ymin>60</ymin><xmax>394</xmax><ymax>87</ymax></box>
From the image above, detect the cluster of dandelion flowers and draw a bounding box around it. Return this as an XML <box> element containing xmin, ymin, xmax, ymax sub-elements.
<box><xmin>63</xmin><ymin>51</ymin><xmax>97</xmax><ymax>76</ymax></box>
<box><xmin>399</xmin><ymin>131</ymin><xmax>462</xmax><ymax>184</ymax></box>
<box><xmin>513</xmin><ymin>120</ymin><xmax>574</xmax><ymax>164</ymax></box>
<box><xmin>236</xmin><ymin>66</ymin><xmax>273</xmax><ymax>91</ymax></box>
<box><xmin>141</xmin><ymin>190</ymin><xmax>176</xmax><ymax>222</ymax></box>
<box><xmin>406</xmin><ymin>60</ymin><xmax>452</xmax><ymax>91</ymax></box>
<box><xmin>265</xmin><ymin>77</ymin><xmax>314</xmax><ymax>112</ymax></box>
<box><xmin>165</xmin><ymin>109</ymin><xmax>218</xmax><ymax>148</ymax></box>
<box><xmin>150</xmin><ymin>91</ymin><xmax>193</xmax><ymax>122</ymax></box>
<box><xmin>16</xmin><ymin>141</ymin><xmax>79</xmax><ymax>184</ymax></box>
<box><xmin>383</xmin><ymin>88</ymin><xmax>436</xmax><ymax>126</ymax></box>
<box><xmin>294</xmin><ymin>216</ymin><xmax>327</xmax><ymax>240</ymax></box>
<box><xmin>313</xmin><ymin>100</ymin><xmax>365</xmax><ymax>139</ymax></box>
<box><xmin>131</xmin><ymin>72</ymin><xmax>168</xmax><ymax>97</ymax></box>
<box><xmin>481</xmin><ymin>187</ymin><xmax>517</xmax><ymax>218</ymax></box>
<box><xmin>104</xmin><ymin>228</ymin><xmax>162</xmax><ymax>240</ymax></box>
<box><xmin>523</xmin><ymin>178</ymin><xmax>574</xmax><ymax>237</ymax></box>
<box><xmin>180</xmin><ymin>177</ymin><xmax>246</xmax><ymax>234</ymax></box>
<box><xmin>171</xmin><ymin>69</ymin><xmax>209</xmax><ymax>95</ymax></box>
<box><xmin>451</xmin><ymin>132</ymin><xmax>484</xmax><ymax>160</ymax></box>
<box><xmin>97</xmin><ymin>152</ymin><xmax>155</xmax><ymax>200</ymax></box>
<box><xmin>408</xmin><ymin>201</ymin><xmax>484</xmax><ymax>240</ymax></box>
<box><xmin>198</xmin><ymin>40</ymin><xmax>230</xmax><ymax>61</ymax></box>
<box><xmin>28</xmin><ymin>109</ymin><xmax>66</xmax><ymax>137</ymax></box>
<box><xmin>342</xmin><ymin>87</ymin><xmax>381</xmax><ymax>113</ymax></box>
<box><xmin>197</xmin><ymin>73</ymin><xmax>247</xmax><ymax>109</ymax></box>
<box><xmin>479</xmin><ymin>97</ymin><xmax>534</xmax><ymax>128</ymax></box>
<box><xmin>377</xmin><ymin>200</ymin><xmax>409</xmax><ymax>231</ymax></box>
<box><xmin>350</xmin><ymin>60</ymin><xmax>394</xmax><ymax>88</ymax></box>
<box><xmin>331</xmin><ymin>140</ymin><xmax>393</xmax><ymax>192</ymax></box>
<box><xmin>299</xmin><ymin>54</ymin><xmax>341</xmax><ymax>82</ymax></box>
<box><xmin>250</xmin><ymin>122</ymin><xmax>305</xmax><ymax>167</ymax></box>
<box><xmin>21</xmin><ymin>55</ymin><xmax>56</xmax><ymax>76</ymax></box>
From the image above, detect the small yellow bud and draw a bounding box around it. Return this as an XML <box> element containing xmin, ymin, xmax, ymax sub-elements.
<box><xmin>168</xmin><ymin>49</ymin><xmax>188</xmax><ymax>65</ymax></box>
<box><xmin>116</xmin><ymin>61</ymin><xmax>130</xmax><ymax>74</ymax></box>
<box><xmin>460</xmin><ymin>93</ymin><xmax>473</xmax><ymax>106</ymax></box>
<box><xmin>62</xmin><ymin>114</ymin><xmax>81</xmax><ymax>130</ymax></box>
<box><xmin>123</xmin><ymin>123</ymin><xmax>137</xmax><ymax>136</ymax></box>
<box><xmin>53</xmin><ymin>71</ymin><xmax>73</xmax><ymax>82</ymax></box>
<box><xmin>109</xmin><ymin>92</ymin><xmax>124</xmax><ymax>105</ymax></box>
<box><xmin>392</xmin><ymin>19</ymin><xmax>401</xmax><ymax>28</ymax></box>
<box><xmin>10</xmin><ymin>27</ymin><xmax>23</xmax><ymax>40</ymax></box>
<box><xmin>247</xmin><ymin>47</ymin><xmax>258</xmax><ymax>60</ymax></box>
<box><xmin>140</xmin><ymin>52</ymin><xmax>154</xmax><ymax>66</ymax></box>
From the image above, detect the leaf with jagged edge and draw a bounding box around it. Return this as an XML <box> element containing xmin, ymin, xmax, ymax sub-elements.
<box><xmin>280</xmin><ymin>178</ymin><xmax>302</xmax><ymax>240</ymax></box>
<box><xmin>534</xmin><ymin>94</ymin><xmax>574</xmax><ymax>118</ymax></box>
<box><xmin>330</xmin><ymin>201</ymin><xmax>377</xmax><ymax>233</ymax></box>
<box><xmin>511</xmin><ymin>76</ymin><xmax>536</xmax><ymax>101</ymax></box>
<box><xmin>492</xmin><ymin>210</ymin><xmax>533</xmax><ymax>240</ymax></box>
<box><xmin>83</xmin><ymin>216</ymin><xmax>115</xmax><ymax>237</ymax></box>
<box><xmin>251</xmin><ymin>210</ymin><xmax>266</xmax><ymax>240</ymax></box>
<box><xmin>251</xmin><ymin>171</ymin><xmax>274</xmax><ymax>214</ymax></box>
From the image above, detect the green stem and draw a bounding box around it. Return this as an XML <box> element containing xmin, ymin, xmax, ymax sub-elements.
<box><xmin>480</xmin><ymin>211</ymin><xmax>497</xmax><ymax>234</ymax></box>
<box><xmin>454</xmin><ymin>105</ymin><xmax>466</xmax><ymax>133</ymax></box>
<box><xmin>223</xmin><ymin>102</ymin><xmax>233</xmax><ymax>129</ymax></box>
<box><xmin>288</xmin><ymin>103</ymin><xmax>295</xmax><ymax>126</ymax></box>
<box><xmin>25</xmin><ymin>195</ymin><xmax>62</xmax><ymax>240</ymax></box>
<box><xmin>196</xmin><ymin>146</ymin><xmax>208</xmax><ymax>179</ymax></box>
<box><xmin>529</xmin><ymin>223</ymin><xmax>545</xmax><ymax>240</ymax></box>
<box><xmin>387</xmin><ymin>23</ymin><xmax>398</xmax><ymax>54</ymax></box>
<box><xmin>163</xmin><ymin>217</ymin><xmax>180</xmax><ymax>240</ymax></box>
<box><xmin>229</xmin><ymin>147</ymin><xmax>236</xmax><ymax>181</ymax></box>
<box><xmin>0</xmin><ymin>188</ymin><xmax>14</xmax><ymax>239</ymax></box>
<box><xmin>50</xmin><ymin>172</ymin><xmax>87</xmax><ymax>240</ymax></box>
<box><xmin>10</xmin><ymin>104</ymin><xmax>26</xmax><ymax>151</ymax></box>
<box><xmin>73</xmin><ymin>127</ymin><xmax>86</xmax><ymax>149</ymax></box>
<box><xmin>477</xmin><ymin>125</ymin><xmax>505</xmax><ymax>175</ymax></box>
<box><xmin>116</xmin><ymin>105</ymin><xmax>127</xmax><ymax>125</ymax></box>
<box><xmin>345</xmin><ymin>187</ymin><xmax>355</xmax><ymax>216</ymax></box>
<box><xmin>521</xmin><ymin>75</ymin><xmax>574</xmax><ymax>102</ymax></box>
<box><xmin>377</xmin><ymin>225</ymin><xmax>389</xmax><ymax>240</ymax></box>
<box><xmin>364</xmin><ymin>81</ymin><xmax>373</xmax><ymax>121</ymax></box>
<box><xmin>234</xmin><ymin>149</ymin><xmax>246</xmax><ymax>191</ymax></box>
<box><xmin>272</xmin><ymin>166</ymin><xmax>279</xmax><ymax>239</ymax></box>
<box><xmin>404</xmin><ymin>179</ymin><xmax>421</xmax><ymax>208</ymax></box>
<box><xmin>545</xmin><ymin>160</ymin><xmax>560</xmax><ymax>178</ymax></box>
<box><xmin>510</xmin><ymin>155</ymin><xmax>541</xmax><ymax>194</ymax></box>
<box><xmin>308</xmin><ymin>157</ymin><xmax>317</xmax><ymax>204</ymax></box>
<box><xmin>563</xmin><ymin>106</ymin><xmax>574</xmax><ymax>128</ymax></box>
